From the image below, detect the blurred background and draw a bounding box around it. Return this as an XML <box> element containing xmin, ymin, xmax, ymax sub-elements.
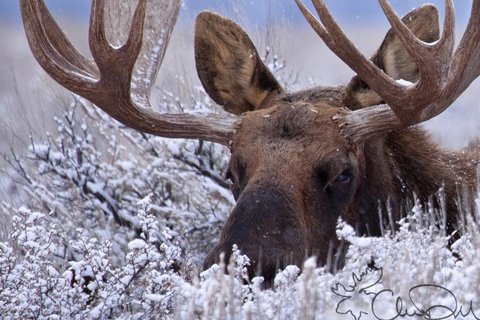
<box><xmin>0</xmin><ymin>0</ymin><xmax>478</xmax><ymax>173</ymax></box>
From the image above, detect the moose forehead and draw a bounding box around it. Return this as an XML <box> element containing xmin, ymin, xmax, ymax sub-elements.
<box><xmin>232</xmin><ymin>99</ymin><xmax>355</xmax><ymax>163</ymax></box>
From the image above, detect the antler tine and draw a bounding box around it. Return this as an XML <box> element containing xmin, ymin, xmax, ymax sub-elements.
<box><xmin>89</xmin><ymin>0</ymin><xmax>111</xmax><ymax>67</ymax></box>
<box><xmin>20</xmin><ymin>1</ymin><xmax>97</xmax><ymax>94</ymax></box>
<box><xmin>21</xmin><ymin>0</ymin><xmax>236</xmax><ymax>147</ymax></box>
<box><xmin>132</xmin><ymin>1</ymin><xmax>181</xmax><ymax>103</ymax></box>
<box><xmin>420</xmin><ymin>0</ymin><xmax>480</xmax><ymax>121</ymax></box>
<box><xmin>298</xmin><ymin>0</ymin><xmax>461</xmax><ymax>126</ymax></box>
<box><xmin>123</xmin><ymin>0</ymin><xmax>147</xmax><ymax>63</ymax></box>
<box><xmin>310</xmin><ymin>0</ymin><xmax>398</xmax><ymax>87</ymax></box>
<box><xmin>36</xmin><ymin>1</ymin><xmax>97</xmax><ymax>76</ymax></box>
<box><xmin>332</xmin><ymin>0</ymin><xmax>480</xmax><ymax>144</ymax></box>
<box><xmin>334</xmin><ymin>104</ymin><xmax>401</xmax><ymax>144</ymax></box>
<box><xmin>89</xmin><ymin>0</ymin><xmax>146</xmax><ymax>94</ymax></box>
<box><xmin>376</xmin><ymin>0</ymin><xmax>455</xmax><ymax>103</ymax></box>
<box><xmin>295</xmin><ymin>0</ymin><xmax>406</xmax><ymax>113</ymax></box>
<box><xmin>373</xmin><ymin>0</ymin><xmax>456</xmax><ymax>122</ymax></box>
<box><xmin>378</xmin><ymin>0</ymin><xmax>455</xmax><ymax>69</ymax></box>
<box><xmin>89</xmin><ymin>0</ymin><xmax>146</xmax><ymax>75</ymax></box>
<box><xmin>449</xmin><ymin>0</ymin><xmax>480</xmax><ymax>88</ymax></box>
<box><xmin>439</xmin><ymin>0</ymin><xmax>456</xmax><ymax>55</ymax></box>
<box><xmin>294</xmin><ymin>0</ymin><xmax>329</xmax><ymax>39</ymax></box>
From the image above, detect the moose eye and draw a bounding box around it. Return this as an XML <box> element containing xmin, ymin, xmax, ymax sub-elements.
<box><xmin>226</xmin><ymin>170</ymin><xmax>240</xmax><ymax>200</ymax></box>
<box><xmin>226</xmin><ymin>170</ymin><xmax>237</xmax><ymax>185</ymax></box>
<box><xmin>333</xmin><ymin>170</ymin><xmax>352</xmax><ymax>184</ymax></box>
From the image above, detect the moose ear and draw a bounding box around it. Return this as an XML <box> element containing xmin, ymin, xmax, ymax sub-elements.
<box><xmin>345</xmin><ymin>4</ymin><xmax>440</xmax><ymax>109</ymax></box>
<box><xmin>195</xmin><ymin>12</ymin><xmax>283</xmax><ymax>115</ymax></box>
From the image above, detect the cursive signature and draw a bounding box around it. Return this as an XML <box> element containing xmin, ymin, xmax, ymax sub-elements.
<box><xmin>332</xmin><ymin>267</ymin><xmax>479</xmax><ymax>320</ymax></box>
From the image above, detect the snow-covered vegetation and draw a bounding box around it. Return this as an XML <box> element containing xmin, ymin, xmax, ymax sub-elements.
<box><xmin>2</xmin><ymin>67</ymin><xmax>480</xmax><ymax>320</ymax></box>
<box><xmin>2</xmin><ymin>1</ymin><xmax>480</xmax><ymax>319</ymax></box>
<box><xmin>2</xmin><ymin>179</ymin><xmax>480</xmax><ymax>318</ymax></box>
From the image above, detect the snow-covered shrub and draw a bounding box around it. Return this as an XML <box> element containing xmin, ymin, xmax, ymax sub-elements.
<box><xmin>0</xmin><ymin>197</ymin><xmax>180</xmax><ymax>318</ymax></box>
<box><xmin>2</xmin><ymin>192</ymin><xmax>480</xmax><ymax>319</ymax></box>
<box><xmin>2</xmin><ymin>94</ymin><xmax>233</xmax><ymax>268</ymax></box>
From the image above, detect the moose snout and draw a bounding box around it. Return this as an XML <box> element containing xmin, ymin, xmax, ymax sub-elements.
<box><xmin>203</xmin><ymin>186</ymin><xmax>307</xmax><ymax>281</ymax></box>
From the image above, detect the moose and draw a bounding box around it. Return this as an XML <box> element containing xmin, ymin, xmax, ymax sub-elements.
<box><xmin>20</xmin><ymin>0</ymin><xmax>480</xmax><ymax>282</ymax></box>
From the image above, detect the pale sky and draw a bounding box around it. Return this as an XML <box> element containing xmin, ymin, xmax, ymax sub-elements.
<box><xmin>1</xmin><ymin>1</ymin><xmax>473</xmax><ymax>28</ymax></box>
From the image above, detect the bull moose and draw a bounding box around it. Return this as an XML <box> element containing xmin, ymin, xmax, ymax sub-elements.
<box><xmin>20</xmin><ymin>0</ymin><xmax>480</xmax><ymax>282</ymax></box>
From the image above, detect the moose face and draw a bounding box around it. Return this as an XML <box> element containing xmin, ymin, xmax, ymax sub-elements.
<box><xmin>23</xmin><ymin>0</ymin><xmax>479</xmax><ymax>284</ymax></box>
<box><xmin>203</xmin><ymin>103</ymin><xmax>364</xmax><ymax>279</ymax></box>
<box><xmin>195</xmin><ymin>7</ymin><xmax>441</xmax><ymax>279</ymax></box>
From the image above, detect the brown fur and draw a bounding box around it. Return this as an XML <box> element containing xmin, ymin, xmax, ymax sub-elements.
<box><xmin>195</xmin><ymin>7</ymin><xmax>479</xmax><ymax>281</ymax></box>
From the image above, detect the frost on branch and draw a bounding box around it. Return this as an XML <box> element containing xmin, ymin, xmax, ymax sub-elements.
<box><xmin>2</xmin><ymin>95</ymin><xmax>233</xmax><ymax>268</ymax></box>
<box><xmin>0</xmin><ymin>201</ymin><xmax>184</xmax><ymax>318</ymax></box>
<box><xmin>2</xmin><ymin>189</ymin><xmax>480</xmax><ymax>318</ymax></box>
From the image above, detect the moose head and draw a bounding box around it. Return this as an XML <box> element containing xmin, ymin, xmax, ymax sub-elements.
<box><xmin>20</xmin><ymin>0</ymin><xmax>480</xmax><ymax>281</ymax></box>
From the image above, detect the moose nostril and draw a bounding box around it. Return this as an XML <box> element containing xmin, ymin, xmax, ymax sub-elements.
<box><xmin>203</xmin><ymin>185</ymin><xmax>309</xmax><ymax>281</ymax></box>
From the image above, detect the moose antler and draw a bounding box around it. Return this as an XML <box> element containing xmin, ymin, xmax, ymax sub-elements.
<box><xmin>20</xmin><ymin>0</ymin><xmax>236</xmax><ymax>146</ymax></box>
<box><xmin>296</xmin><ymin>0</ymin><xmax>480</xmax><ymax>144</ymax></box>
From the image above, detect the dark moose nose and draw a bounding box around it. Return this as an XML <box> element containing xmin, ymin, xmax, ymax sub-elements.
<box><xmin>203</xmin><ymin>185</ymin><xmax>307</xmax><ymax>281</ymax></box>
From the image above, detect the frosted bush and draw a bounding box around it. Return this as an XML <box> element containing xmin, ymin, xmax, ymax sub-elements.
<box><xmin>2</xmin><ymin>194</ymin><xmax>480</xmax><ymax>318</ymax></box>
<box><xmin>0</xmin><ymin>198</ymin><xmax>184</xmax><ymax>319</ymax></box>
<box><xmin>3</xmin><ymin>96</ymin><xmax>233</xmax><ymax>268</ymax></box>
